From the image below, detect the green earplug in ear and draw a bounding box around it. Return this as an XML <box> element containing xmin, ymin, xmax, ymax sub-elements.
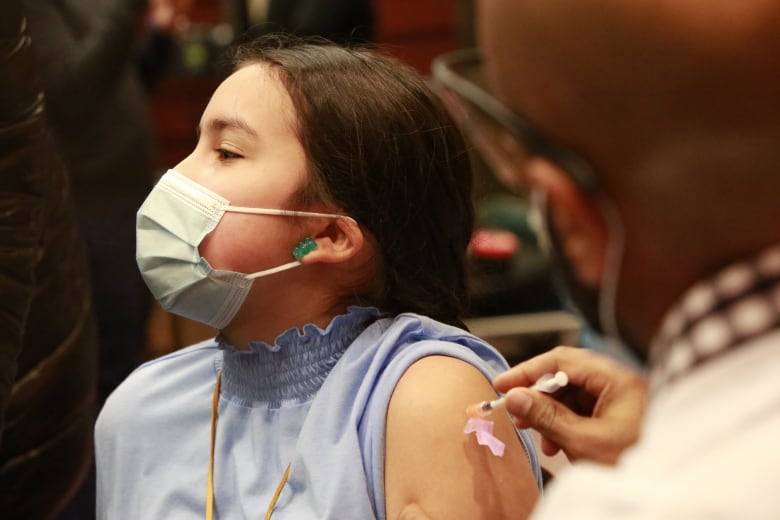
<box><xmin>292</xmin><ymin>236</ymin><xmax>317</xmax><ymax>260</ymax></box>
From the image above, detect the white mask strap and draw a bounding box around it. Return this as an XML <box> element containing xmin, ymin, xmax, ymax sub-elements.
<box><xmin>595</xmin><ymin>195</ymin><xmax>626</xmax><ymax>348</ymax></box>
<box><xmin>245</xmin><ymin>260</ymin><xmax>302</xmax><ymax>280</ymax></box>
<box><xmin>222</xmin><ymin>205</ymin><xmax>358</xmax><ymax>225</ymax></box>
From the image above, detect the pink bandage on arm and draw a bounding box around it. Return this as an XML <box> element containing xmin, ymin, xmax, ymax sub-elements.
<box><xmin>463</xmin><ymin>417</ymin><xmax>505</xmax><ymax>456</ymax></box>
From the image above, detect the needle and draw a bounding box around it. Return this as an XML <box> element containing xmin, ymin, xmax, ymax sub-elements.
<box><xmin>466</xmin><ymin>370</ymin><xmax>569</xmax><ymax>418</ymax></box>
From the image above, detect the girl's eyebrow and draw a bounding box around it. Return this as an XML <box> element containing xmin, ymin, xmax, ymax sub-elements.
<box><xmin>196</xmin><ymin>117</ymin><xmax>259</xmax><ymax>138</ymax></box>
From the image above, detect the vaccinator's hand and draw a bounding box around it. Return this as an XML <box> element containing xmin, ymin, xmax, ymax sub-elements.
<box><xmin>494</xmin><ymin>346</ymin><xmax>648</xmax><ymax>465</ymax></box>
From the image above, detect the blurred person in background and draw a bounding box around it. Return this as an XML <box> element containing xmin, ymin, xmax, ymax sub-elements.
<box><xmin>18</xmin><ymin>0</ymin><xmax>192</xmax><ymax>517</ymax></box>
<box><xmin>433</xmin><ymin>0</ymin><xmax>780</xmax><ymax>517</ymax></box>
<box><xmin>20</xmin><ymin>0</ymin><xmax>192</xmax><ymax>415</ymax></box>
<box><xmin>0</xmin><ymin>2</ymin><xmax>99</xmax><ymax>517</ymax></box>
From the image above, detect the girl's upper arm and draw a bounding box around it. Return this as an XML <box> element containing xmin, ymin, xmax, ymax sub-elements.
<box><xmin>384</xmin><ymin>355</ymin><xmax>540</xmax><ymax>520</ymax></box>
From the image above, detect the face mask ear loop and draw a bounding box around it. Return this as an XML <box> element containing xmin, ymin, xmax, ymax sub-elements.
<box><xmin>595</xmin><ymin>195</ymin><xmax>626</xmax><ymax>349</ymax></box>
<box><xmin>245</xmin><ymin>261</ymin><xmax>302</xmax><ymax>280</ymax></box>
<box><xmin>528</xmin><ymin>189</ymin><xmax>552</xmax><ymax>254</ymax></box>
<box><xmin>221</xmin><ymin>205</ymin><xmax>358</xmax><ymax>226</ymax></box>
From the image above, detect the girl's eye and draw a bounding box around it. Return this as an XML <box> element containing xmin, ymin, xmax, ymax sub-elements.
<box><xmin>217</xmin><ymin>148</ymin><xmax>241</xmax><ymax>160</ymax></box>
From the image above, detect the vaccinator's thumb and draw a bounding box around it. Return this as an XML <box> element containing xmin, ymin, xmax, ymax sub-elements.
<box><xmin>503</xmin><ymin>387</ymin><xmax>580</xmax><ymax>448</ymax></box>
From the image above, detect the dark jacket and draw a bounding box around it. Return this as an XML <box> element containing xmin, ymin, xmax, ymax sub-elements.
<box><xmin>21</xmin><ymin>0</ymin><xmax>171</xmax><ymax>412</ymax></box>
<box><xmin>21</xmin><ymin>0</ymin><xmax>156</xmax><ymax>212</ymax></box>
<box><xmin>0</xmin><ymin>2</ymin><xmax>99</xmax><ymax>518</ymax></box>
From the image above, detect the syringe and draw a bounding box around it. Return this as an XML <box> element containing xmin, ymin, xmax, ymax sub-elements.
<box><xmin>466</xmin><ymin>370</ymin><xmax>569</xmax><ymax>418</ymax></box>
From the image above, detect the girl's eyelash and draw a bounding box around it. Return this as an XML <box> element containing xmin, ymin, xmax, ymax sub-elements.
<box><xmin>216</xmin><ymin>148</ymin><xmax>241</xmax><ymax>160</ymax></box>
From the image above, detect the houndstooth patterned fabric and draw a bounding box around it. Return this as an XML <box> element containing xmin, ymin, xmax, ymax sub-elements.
<box><xmin>649</xmin><ymin>245</ymin><xmax>780</xmax><ymax>394</ymax></box>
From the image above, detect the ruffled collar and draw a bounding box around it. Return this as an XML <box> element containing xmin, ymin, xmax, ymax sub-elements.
<box><xmin>216</xmin><ymin>306</ymin><xmax>382</xmax><ymax>407</ymax></box>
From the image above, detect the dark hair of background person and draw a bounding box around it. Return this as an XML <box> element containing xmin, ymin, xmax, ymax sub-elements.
<box><xmin>18</xmin><ymin>2</ymin><xmax>184</xmax><ymax>518</ymax></box>
<box><xmin>0</xmin><ymin>2</ymin><xmax>99</xmax><ymax>518</ymax></box>
<box><xmin>232</xmin><ymin>35</ymin><xmax>475</xmax><ymax>328</ymax></box>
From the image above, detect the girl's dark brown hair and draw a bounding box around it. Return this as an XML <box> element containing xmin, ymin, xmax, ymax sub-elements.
<box><xmin>232</xmin><ymin>34</ymin><xmax>474</xmax><ymax>327</ymax></box>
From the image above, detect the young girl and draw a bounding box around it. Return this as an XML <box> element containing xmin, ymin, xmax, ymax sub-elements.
<box><xmin>96</xmin><ymin>35</ymin><xmax>541</xmax><ymax>519</ymax></box>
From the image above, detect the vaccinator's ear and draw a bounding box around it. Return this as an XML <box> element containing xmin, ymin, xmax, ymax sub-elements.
<box><xmin>297</xmin><ymin>216</ymin><xmax>364</xmax><ymax>264</ymax></box>
<box><xmin>526</xmin><ymin>159</ymin><xmax>607</xmax><ymax>287</ymax></box>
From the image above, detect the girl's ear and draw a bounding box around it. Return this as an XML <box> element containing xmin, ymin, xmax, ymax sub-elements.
<box><xmin>297</xmin><ymin>217</ymin><xmax>364</xmax><ymax>264</ymax></box>
<box><xmin>527</xmin><ymin>159</ymin><xmax>608</xmax><ymax>287</ymax></box>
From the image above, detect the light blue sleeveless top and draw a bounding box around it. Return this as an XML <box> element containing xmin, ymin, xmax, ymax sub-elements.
<box><xmin>96</xmin><ymin>307</ymin><xmax>541</xmax><ymax>519</ymax></box>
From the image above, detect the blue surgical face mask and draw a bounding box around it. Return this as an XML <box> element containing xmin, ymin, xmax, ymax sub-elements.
<box><xmin>136</xmin><ymin>169</ymin><xmax>352</xmax><ymax>329</ymax></box>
